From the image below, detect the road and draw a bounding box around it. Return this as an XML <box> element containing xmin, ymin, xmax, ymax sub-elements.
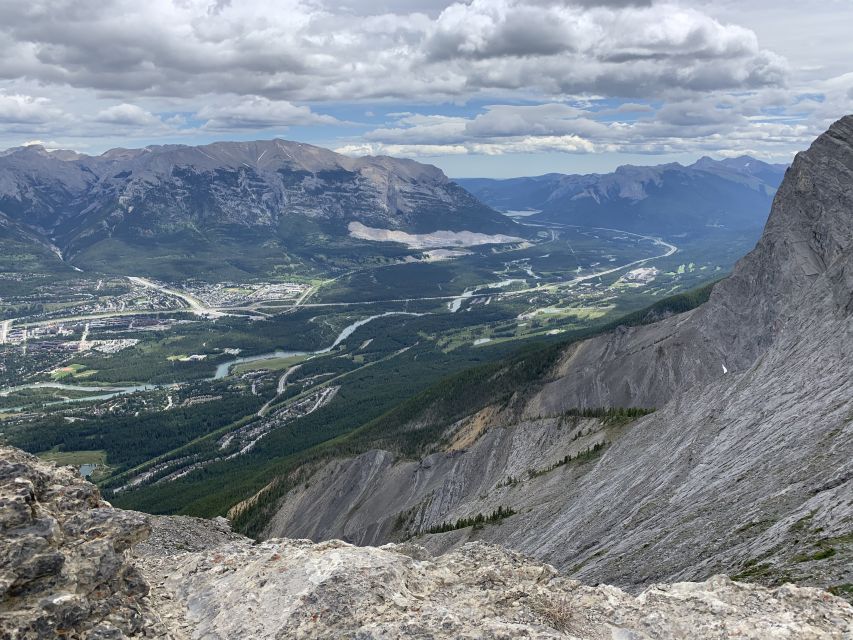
<box><xmin>78</xmin><ymin>322</ymin><xmax>90</xmax><ymax>352</ymax></box>
<box><xmin>16</xmin><ymin>308</ymin><xmax>193</xmax><ymax>330</ymax></box>
<box><xmin>127</xmin><ymin>276</ymin><xmax>220</xmax><ymax>317</ymax></box>
<box><xmin>278</xmin><ymin>364</ymin><xmax>302</xmax><ymax>394</ymax></box>
<box><xmin>258</xmin><ymin>364</ymin><xmax>303</xmax><ymax>417</ymax></box>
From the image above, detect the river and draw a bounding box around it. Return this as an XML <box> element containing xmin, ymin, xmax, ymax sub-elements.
<box><xmin>213</xmin><ymin>310</ymin><xmax>423</xmax><ymax>378</ymax></box>
<box><xmin>2</xmin><ymin>312</ymin><xmax>425</xmax><ymax>401</ymax></box>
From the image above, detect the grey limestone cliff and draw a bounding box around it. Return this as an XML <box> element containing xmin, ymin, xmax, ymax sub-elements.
<box><xmin>0</xmin><ymin>446</ymin><xmax>163</xmax><ymax>639</ymax></box>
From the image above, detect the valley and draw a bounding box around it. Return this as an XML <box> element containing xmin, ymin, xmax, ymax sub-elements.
<box><xmin>225</xmin><ymin>117</ymin><xmax>853</xmax><ymax>601</ymax></box>
<box><xmin>1</xmin><ymin>1</ymin><xmax>851</xmax><ymax>636</ymax></box>
<box><xmin>0</xmin><ymin>212</ymin><xmax>727</xmax><ymax>517</ymax></box>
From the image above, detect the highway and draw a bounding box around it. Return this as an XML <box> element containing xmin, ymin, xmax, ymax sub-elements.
<box><xmin>127</xmin><ymin>276</ymin><xmax>220</xmax><ymax>317</ymax></box>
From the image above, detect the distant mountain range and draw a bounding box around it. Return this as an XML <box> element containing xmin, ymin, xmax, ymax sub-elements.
<box><xmin>456</xmin><ymin>156</ymin><xmax>788</xmax><ymax>235</ymax></box>
<box><xmin>0</xmin><ymin>140</ymin><xmax>518</xmax><ymax>278</ymax></box>
<box><xmin>0</xmin><ymin>141</ymin><xmax>789</xmax><ymax>280</ymax></box>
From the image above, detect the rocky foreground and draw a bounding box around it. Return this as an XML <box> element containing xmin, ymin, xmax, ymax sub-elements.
<box><xmin>2</xmin><ymin>447</ymin><xmax>851</xmax><ymax>639</ymax></box>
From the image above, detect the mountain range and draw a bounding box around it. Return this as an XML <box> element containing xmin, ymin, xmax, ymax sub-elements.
<box><xmin>0</xmin><ymin>140</ymin><xmax>789</xmax><ymax>281</ymax></box>
<box><xmin>457</xmin><ymin>155</ymin><xmax>788</xmax><ymax>235</ymax></box>
<box><xmin>0</xmin><ymin>140</ymin><xmax>517</xmax><ymax>278</ymax></box>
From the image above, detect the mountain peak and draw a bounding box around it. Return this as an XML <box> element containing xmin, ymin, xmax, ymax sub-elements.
<box><xmin>760</xmin><ymin>114</ymin><xmax>852</xmax><ymax>278</ymax></box>
<box><xmin>0</xmin><ymin>136</ymin><xmax>517</xmax><ymax>271</ymax></box>
<box><xmin>91</xmin><ymin>138</ymin><xmax>449</xmax><ymax>184</ymax></box>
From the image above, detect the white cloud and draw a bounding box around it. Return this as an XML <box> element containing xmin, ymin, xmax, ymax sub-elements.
<box><xmin>365</xmin><ymin>114</ymin><xmax>469</xmax><ymax>144</ymax></box>
<box><xmin>0</xmin><ymin>93</ymin><xmax>64</xmax><ymax>125</ymax></box>
<box><xmin>464</xmin><ymin>104</ymin><xmax>600</xmax><ymax>137</ymax></box>
<box><xmin>342</xmin><ymin>94</ymin><xmax>825</xmax><ymax>159</ymax></box>
<box><xmin>339</xmin><ymin>130</ymin><xmax>596</xmax><ymax>157</ymax></box>
<box><xmin>198</xmin><ymin>96</ymin><xmax>340</xmax><ymax>130</ymax></box>
<box><xmin>338</xmin><ymin>142</ymin><xmax>471</xmax><ymax>157</ymax></box>
<box><xmin>0</xmin><ymin>0</ymin><xmax>787</xmax><ymax>101</ymax></box>
<box><xmin>94</xmin><ymin>103</ymin><xmax>161</xmax><ymax>126</ymax></box>
<box><xmin>0</xmin><ymin>1</ymin><xmax>848</xmax><ymax>166</ymax></box>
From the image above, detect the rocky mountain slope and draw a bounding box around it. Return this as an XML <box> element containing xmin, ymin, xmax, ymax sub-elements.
<box><xmin>457</xmin><ymin>155</ymin><xmax>787</xmax><ymax>235</ymax></box>
<box><xmin>2</xmin><ymin>446</ymin><xmax>851</xmax><ymax>638</ymax></box>
<box><xmin>0</xmin><ymin>140</ymin><xmax>518</xmax><ymax>277</ymax></box>
<box><xmin>252</xmin><ymin>117</ymin><xmax>853</xmax><ymax>594</ymax></box>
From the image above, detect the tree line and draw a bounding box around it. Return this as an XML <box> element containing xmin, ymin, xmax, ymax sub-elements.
<box><xmin>423</xmin><ymin>506</ymin><xmax>516</xmax><ymax>535</ymax></box>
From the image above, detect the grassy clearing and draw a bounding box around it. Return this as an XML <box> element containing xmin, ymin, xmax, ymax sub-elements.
<box><xmin>50</xmin><ymin>363</ymin><xmax>91</xmax><ymax>381</ymax></box>
<box><xmin>232</xmin><ymin>353</ymin><xmax>310</xmax><ymax>374</ymax></box>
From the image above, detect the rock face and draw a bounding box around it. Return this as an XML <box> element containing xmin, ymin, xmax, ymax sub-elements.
<box><xmin>531</xmin><ymin>115</ymin><xmax>853</xmax><ymax>412</ymax></box>
<box><xmin>260</xmin><ymin>415</ymin><xmax>615</xmax><ymax>546</ymax></box>
<box><xmin>0</xmin><ymin>446</ymin><xmax>162</xmax><ymax>639</ymax></box>
<box><xmin>2</xmin><ymin>444</ymin><xmax>852</xmax><ymax>638</ymax></box>
<box><xmin>259</xmin><ymin>117</ymin><xmax>853</xmax><ymax>593</ymax></box>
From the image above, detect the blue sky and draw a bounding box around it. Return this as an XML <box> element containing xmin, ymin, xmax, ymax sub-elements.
<box><xmin>0</xmin><ymin>0</ymin><xmax>851</xmax><ymax>177</ymax></box>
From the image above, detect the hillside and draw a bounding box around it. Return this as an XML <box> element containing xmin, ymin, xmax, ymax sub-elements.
<box><xmin>246</xmin><ymin>118</ymin><xmax>853</xmax><ymax>595</ymax></box>
<box><xmin>456</xmin><ymin>155</ymin><xmax>787</xmax><ymax>235</ymax></box>
<box><xmin>0</xmin><ymin>140</ymin><xmax>520</xmax><ymax>279</ymax></box>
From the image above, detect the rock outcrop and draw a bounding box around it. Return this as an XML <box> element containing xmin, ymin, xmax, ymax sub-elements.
<box><xmin>3</xmin><ymin>447</ymin><xmax>852</xmax><ymax>638</ymax></box>
<box><xmin>0</xmin><ymin>447</ymin><xmax>163</xmax><ymax>639</ymax></box>
<box><xmin>258</xmin><ymin>117</ymin><xmax>853</xmax><ymax>593</ymax></box>
<box><xmin>140</xmin><ymin>532</ymin><xmax>853</xmax><ymax>640</ymax></box>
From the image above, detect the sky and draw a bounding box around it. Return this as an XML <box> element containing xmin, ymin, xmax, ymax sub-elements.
<box><xmin>0</xmin><ymin>0</ymin><xmax>851</xmax><ymax>177</ymax></box>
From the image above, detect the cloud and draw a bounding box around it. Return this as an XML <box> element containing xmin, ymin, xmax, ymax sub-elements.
<box><xmin>337</xmin><ymin>142</ymin><xmax>470</xmax><ymax>156</ymax></box>
<box><xmin>0</xmin><ymin>0</ymin><xmax>845</xmax><ymax>164</ymax></box>
<box><xmin>464</xmin><ymin>104</ymin><xmax>598</xmax><ymax>137</ymax></box>
<box><xmin>337</xmin><ymin>135</ymin><xmax>595</xmax><ymax>157</ymax></box>
<box><xmin>0</xmin><ymin>0</ymin><xmax>787</xmax><ymax>102</ymax></box>
<box><xmin>198</xmin><ymin>96</ymin><xmax>341</xmax><ymax>130</ymax></box>
<box><xmin>0</xmin><ymin>90</ymin><xmax>180</xmax><ymax>142</ymax></box>
<box><xmin>94</xmin><ymin>103</ymin><xmax>161</xmax><ymax>126</ymax></box>
<box><xmin>364</xmin><ymin>114</ymin><xmax>469</xmax><ymax>144</ymax></box>
<box><xmin>341</xmin><ymin>94</ymin><xmax>823</xmax><ymax>160</ymax></box>
<box><xmin>0</xmin><ymin>93</ymin><xmax>64</xmax><ymax>125</ymax></box>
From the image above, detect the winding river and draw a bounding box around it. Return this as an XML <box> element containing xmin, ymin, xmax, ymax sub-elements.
<box><xmin>213</xmin><ymin>311</ymin><xmax>424</xmax><ymax>378</ymax></box>
<box><xmin>2</xmin><ymin>312</ymin><xmax>424</xmax><ymax>402</ymax></box>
